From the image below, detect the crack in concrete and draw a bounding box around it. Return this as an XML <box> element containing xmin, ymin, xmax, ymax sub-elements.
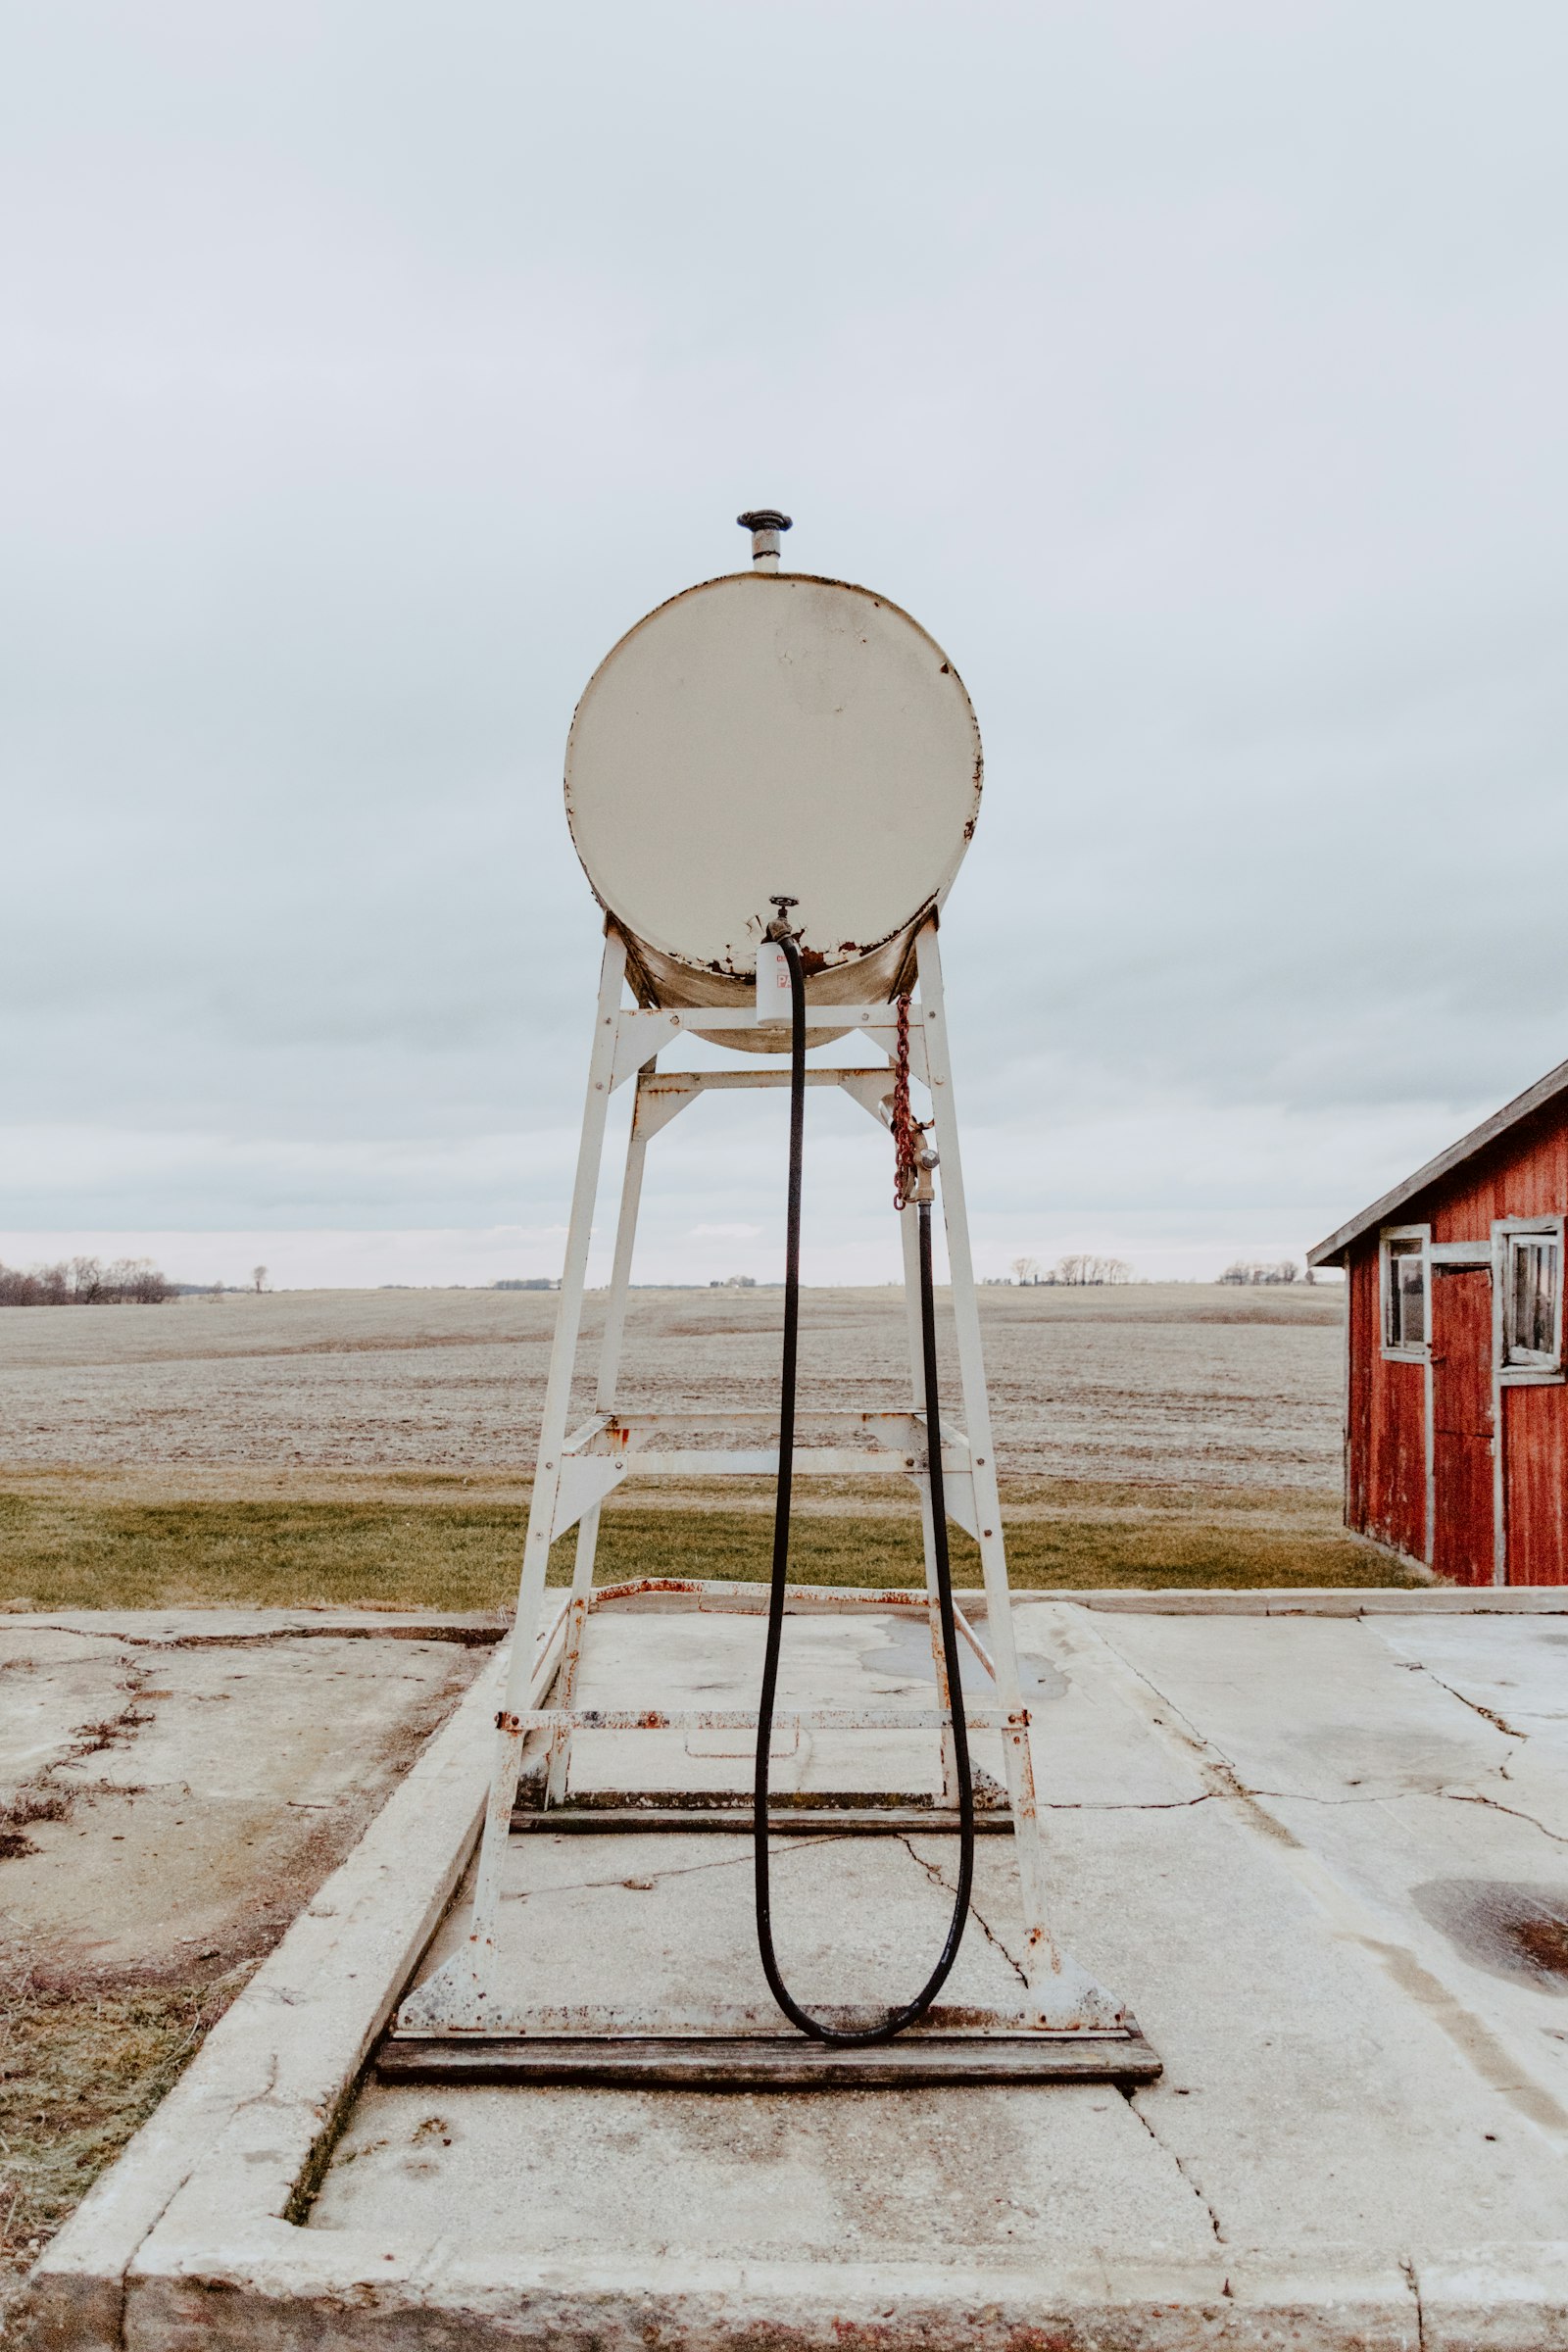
<box><xmin>1078</xmin><ymin>1616</ymin><xmax>1556</xmax><ymax>1842</ymax></box>
<box><xmin>1057</xmin><ymin>1615</ymin><xmax>1241</xmax><ymax>1774</ymax></box>
<box><xmin>4</xmin><ymin>1662</ymin><xmax>160</xmax><ymax>1853</ymax></box>
<box><xmin>5</xmin><ymin>1617</ymin><xmax>504</xmax><ymax>1650</ymax></box>
<box><xmin>1440</xmin><ymin>1788</ymin><xmax>1568</xmax><ymax>1845</ymax></box>
<box><xmin>1400</xmin><ymin>2255</ymin><xmax>1426</xmax><ymax>2351</ymax></box>
<box><xmin>1412</xmin><ymin>1663</ymin><xmax>1528</xmax><ymax>1741</ymax></box>
<box><xmin>1038</xmin><ymin>1795</ymin><xmax>1214</xmax><ymax>1813</ymax></box>
<box><xmin>1123</xmin><ymin>2087</ymin><xmax>1225</xmax><ymax>2244</ymax></box>
<box><xmin>507</xmin><ymin>1833</ymin><xmax>850</xmax><ymax>1903</ymax></box>
<box><xmin>229</xmin><ymin>2049</ymin><xmax>281</xmax><ymax>2114</ymax></box>
<box><xmin>1232</xmin><ymin>1780</ymin><xmax>1568</xmax><ymax>1851</ymax></box>
<box><xmin>896</xmin><ymin>1834</ymin><xmax>1030</xmax><ymax>1988</ymax></box>
<box><xmin>1246</xmin><ymin>1786</ymin><xmax>1434</xmax><ymax>1807</ymax></box>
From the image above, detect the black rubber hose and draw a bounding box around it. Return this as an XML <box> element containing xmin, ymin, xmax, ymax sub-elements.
<box><xmin>753</xmin><ymin>930</ymin><xmax>975</xmax><ymax>2044</ymax></box>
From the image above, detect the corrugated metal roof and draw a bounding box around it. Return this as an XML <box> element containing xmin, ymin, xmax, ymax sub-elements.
<box><xmin>1307</xmin><ymin>1053</ymin><xmax>1568</xmax><ymax>1267</ymax></box>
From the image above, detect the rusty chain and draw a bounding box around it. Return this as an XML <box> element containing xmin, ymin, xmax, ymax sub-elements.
<box><xmin>891</xmin><ymin>993</ymin><xmax>930</xmax><ymax>1211</ymax></box>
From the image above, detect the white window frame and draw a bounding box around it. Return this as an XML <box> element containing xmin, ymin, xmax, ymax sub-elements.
<box><xmin>1494</xmin><ymin>1215</ymin><xmax>1566</xmax><ymax>1385</ymax></box>
<box><xmin>1379</xmin><ymin>1224</ymin><xmax>1431</xmax><ymax>1362</ymax></box>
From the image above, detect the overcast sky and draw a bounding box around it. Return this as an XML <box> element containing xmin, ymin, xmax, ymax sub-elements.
<box><xmin>4</xmin><ymin>1</ymin><xmax>1566</xmax><ymax>1288</ymax></box>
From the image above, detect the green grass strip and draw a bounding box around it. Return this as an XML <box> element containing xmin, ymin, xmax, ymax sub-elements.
<box><xmin>0</xmin><ymin>1492</ymin><xmax>1418</xmax><ymax>1612</ymax></box>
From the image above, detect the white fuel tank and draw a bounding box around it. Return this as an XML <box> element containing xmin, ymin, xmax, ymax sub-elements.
<box><xmin>564</xmin><ymin>546</ymin><xmax>981</xmax><ymax>1045</ymax></box>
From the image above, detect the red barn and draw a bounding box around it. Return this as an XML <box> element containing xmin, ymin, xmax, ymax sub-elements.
<box><xmin>1309</xmin><ymin>1058</ymin><xmax>1568</xmax><ymax>1585</ymax></box>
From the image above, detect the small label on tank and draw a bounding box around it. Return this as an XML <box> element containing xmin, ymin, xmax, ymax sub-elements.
<box><xmin>756</xmin><ymin>940</ymin><xmax>790</xmax><ymax>1018</ymax></box>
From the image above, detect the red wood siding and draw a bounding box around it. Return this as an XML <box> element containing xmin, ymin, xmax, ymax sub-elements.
<box><xmin>1425</xmin><ymin>1102</ymin><xmax>1567</xmax><ymax>1586</ymax></box>
<box><xmin>1348</xmin><ymin>1240</ymin><xmax>1426</xmax><ymax>1563</ymax></box>
<box><xmin>1342</xmin><ymin>1095</ymin><xmax>1568</xmax><ymax>1584</ymax></box>
<box><xmin>1426</xmin><ymin>1107</ymin><xmax>1568</xmax><ymax>1239</ymax></box>
<box><xmin>1346</xmin><ymin>1245</ymin><xmax>1375</xmax><ymax>1534</ymax></box>
<box><xmin>1502</xmin><ymin>1384</ymin><xmax>1566</xmax><ymax>1585</ymax></box>
<box><xmin>1430</xmin><ymin>1266</ymin><xmax>1493</xmax><ymax>1585</ymax></box>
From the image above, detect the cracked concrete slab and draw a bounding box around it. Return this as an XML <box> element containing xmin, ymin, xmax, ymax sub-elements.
<box><xmin>1069</xmin><ymin>1607</ymin><xmax>1496</xmax><ymax>1800</ymax></box>
<box><xmin>558</xmin><ymin>1607</ymin><xmax>1016</xmax><ymax>1798</ymax></box>
<box><xmin>314</xmin><ymin>2079</ymin><xmax>1216</xmax><ymax>2269</ymax></box>
<box><xmin>408</xmin><ymin>1828</ymin><xmax>1035</xmax><ymax>2019</ymax></box>
<box><xmin>2</xmin><ymin>1612</ymin><xmax>495</xmax><ymax>1976</ymax></box>
<box><xmin>35</xmin><ymin>1591</ymin><xmax>1568</xmax><ymax>2349</ymax></box>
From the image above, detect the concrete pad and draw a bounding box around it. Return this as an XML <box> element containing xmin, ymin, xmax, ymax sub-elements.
<box><xmin>60</xmin><ymin>1637</ymin><xmax>478</xmax><ymax>1805</ymax></box>
<box><xmin>1076</xmin><ymin>1607</ymin><xmax>1495</xmax><ymax>1799</ymax></box>
<box><xmin>407</xmin><ymin>1828</ymin><xmax>1034</xmax><ymax>2020</ymax></box>
<box><xmin>313</xmin><ymin>2079</ymin><xmax>1215</xmax><ymax>2268</ymax></box>
<box><xmin>2</xmin><ymin>1611</ymin><xmax>494</xmax><ymax>1974</ymax></box>
<box><xmin>37</xmin><ymin>1591</ymin><xmax>1568</xmax><ymax>2349</ymax></box>
<box><xmin>559</xmin><ymin>1606</ymin><xmax>1012</xmax><ymax>1797</ymax></box>
<box><xmin>0</xmin><ymin>1625</ymin><xmax>135</xmax><ymax>1796</ymax></box>
<box><xmin>25</xmin><ymin>1637</ymin><xmax>514</xmax><ymax>2352</ymax></box>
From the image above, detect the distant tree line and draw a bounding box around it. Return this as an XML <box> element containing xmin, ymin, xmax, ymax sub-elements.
<box><xmin>0</xmin><ymin>1255</ymin><xmax>173</xmax><ymax>1306</ymax></box>
<box><xmin>1218</xmin><ymin>1259</ymin><xmax>1304</xmax><ymax>1286</ymax></box>
<box><xmin>1010</xmin><ymin>1254</ymin><xmax>1133</xmax><ymax>1287</ymax></box>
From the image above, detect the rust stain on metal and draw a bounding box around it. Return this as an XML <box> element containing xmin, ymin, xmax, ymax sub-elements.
<box><xmin>592</xmin><ymin>1576</ymin><xmax>709</xmax><ymax>1599</ymax></box>
<box><xmin>517</xmin><ymin>1703</ymin><xmax>1006</xmax><ymax>1736</ymax></box>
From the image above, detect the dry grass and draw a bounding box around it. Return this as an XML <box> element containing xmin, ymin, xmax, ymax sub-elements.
<box><xmin>0</xmin><ymin>1950</ymin><xmax>255</xmax><ymax>2316</ymax></box>
<box><xmin>0</xmin><ymin>1473</ymin><xmax>1413</xmax><ymax>1611</ymax></box>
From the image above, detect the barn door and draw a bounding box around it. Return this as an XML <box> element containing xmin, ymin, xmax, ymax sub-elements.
<box><xmin>1430</xmin><ymin>1266</ymin><xmax>1494</xmax><ymax>1585</ymax></box>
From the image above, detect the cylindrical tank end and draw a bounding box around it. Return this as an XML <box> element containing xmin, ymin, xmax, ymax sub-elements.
<box><xmin>737</xmin><ymin>509</ymin><xmax>792</xmax><ymax>571</ymax></box>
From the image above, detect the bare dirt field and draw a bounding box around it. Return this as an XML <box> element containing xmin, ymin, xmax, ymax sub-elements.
<box><xmin>0</xmin><ymin>1281</ymin><xmax>1376</xmax><ymax>1611</ymax></box>
<box><xmin>0</xmin><ymin>1280</ymin><xmax>1344</xmax><ymax>1490</ymax></box>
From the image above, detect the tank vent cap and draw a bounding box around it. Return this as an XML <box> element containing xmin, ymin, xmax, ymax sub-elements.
<box><xmin>737</xmin><ymin>509</ymin><xmax>792</xmax><ymax>570</ymax></box>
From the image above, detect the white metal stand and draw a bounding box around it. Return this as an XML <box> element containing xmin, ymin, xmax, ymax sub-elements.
<box><xmin>395</xmin><ymin>919</ymin><xmax>1144</xmax><ymax>2066</ymax></box>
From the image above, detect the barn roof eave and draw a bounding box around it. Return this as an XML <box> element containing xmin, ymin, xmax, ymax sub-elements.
<box><xmin>1305</xmin><ymin>1051</ymin><xmax>1568</xmax><ymax>1270</ymax></box>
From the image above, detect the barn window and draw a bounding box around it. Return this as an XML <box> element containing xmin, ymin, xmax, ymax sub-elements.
<box><xmin>1499</xmin><ymin>1222</ymin><xmax>1564</xmax><ymax>1374</ymax></box>
<box><xmin>1382</xmin><ymin>1232</ymin><xmax>1428</xmax><ymax>1354</ymax></box>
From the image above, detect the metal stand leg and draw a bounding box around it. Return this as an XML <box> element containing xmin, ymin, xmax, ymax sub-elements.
<box><xmin>900</xmin><ymin>1199</ymin><xmax>957</xmax><ymax>1805</ymax></box>
<box><xmin>426</xmin><ymin>932</ymin><xmax>627</xmax><ymax>2008</ymax></box>
<box><xmin>545</xmin><ymin>1119</ymin><xmax>650</xmax><ymax>1807</ymax></box>
<box><xmin>915</xmin><ymin>923</ymin><xmax>1121</xmax><ymax>2024</ymax></box>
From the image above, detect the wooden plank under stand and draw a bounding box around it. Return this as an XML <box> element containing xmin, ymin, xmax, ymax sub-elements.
<box><xmin>380</xmin><ymin>2028</ymin><xmax>1163</xmax><ymax>2092</ymax></box>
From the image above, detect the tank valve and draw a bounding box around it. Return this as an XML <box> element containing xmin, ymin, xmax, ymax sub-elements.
<box><xmin>759</xmin><ymin>895</ymin><xmax>798</xmax><ymax>1014</ymax></box>
<box><xmin>737</xmin><ymin>509</ymin><xmax>792</xmax><ymax>570</ymax></box>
